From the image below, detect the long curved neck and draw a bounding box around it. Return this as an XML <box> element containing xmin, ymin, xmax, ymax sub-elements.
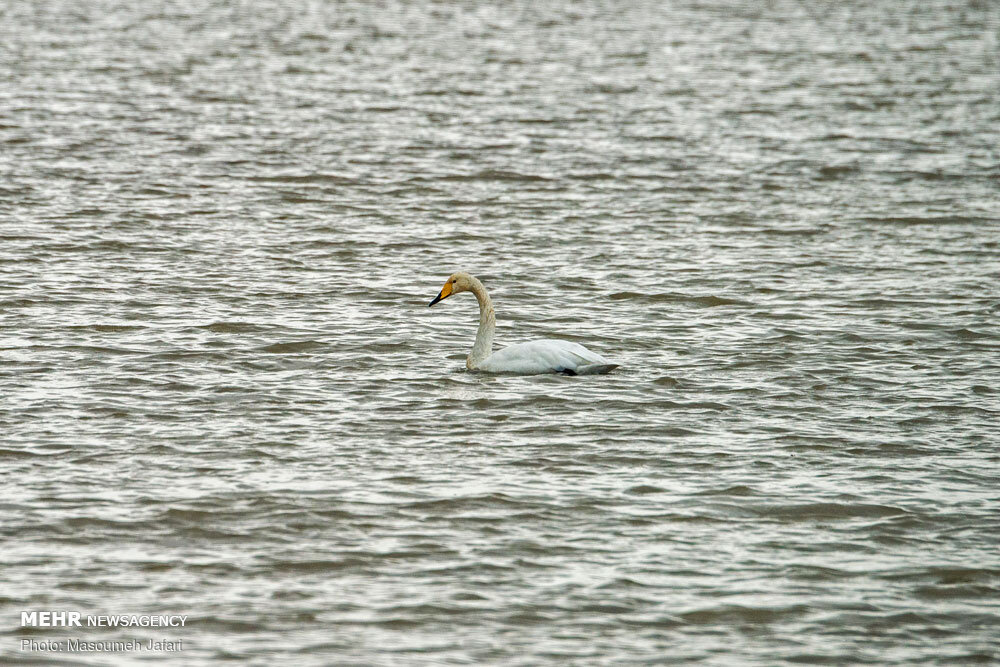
<box><xmin>467</xmin><ymin>277</ymin><xmax>495</xmax><ymax>368</ymax></box>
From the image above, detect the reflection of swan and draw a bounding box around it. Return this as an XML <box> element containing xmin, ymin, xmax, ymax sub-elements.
<box><xmin>428</xmin><ymin>272</ymin><xmax>619</xmax><ymax>375</ymax></box>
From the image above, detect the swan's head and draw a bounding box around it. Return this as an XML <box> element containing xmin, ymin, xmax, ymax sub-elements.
<box><xmin>428</xmin><ymin>272</ymin><xmax>474</xmax><ymax>307</ymax></box>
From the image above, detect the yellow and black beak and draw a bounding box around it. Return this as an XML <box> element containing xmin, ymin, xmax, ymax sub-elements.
<box><xmin>428</xmin><ymin>280</ymin><xmax>453</xmax><ymax>307</ymax></box>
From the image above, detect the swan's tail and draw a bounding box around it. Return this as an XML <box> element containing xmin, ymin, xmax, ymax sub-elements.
<box><xmin>574</xmin><ymin>363</ymin><xmax>619</xmax><ymax>375</ymax></box>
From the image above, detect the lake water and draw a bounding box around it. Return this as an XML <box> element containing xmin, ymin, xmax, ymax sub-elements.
<box><xmin>2</xmin><ymin>0</ymin><xmax>999</xmax><ymax>664</ymax></box>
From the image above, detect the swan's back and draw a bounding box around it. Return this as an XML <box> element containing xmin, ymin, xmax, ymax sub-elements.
<box><xmin>476</xmin><ymin>339</ymin><xmax>618</xmax><ymax>375</ymax></box>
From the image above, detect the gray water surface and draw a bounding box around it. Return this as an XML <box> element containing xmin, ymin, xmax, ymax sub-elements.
<box><xmin>2</xmin><ymin>1</ymin><xmax>1000</xmax><ymax>664</ymax></box>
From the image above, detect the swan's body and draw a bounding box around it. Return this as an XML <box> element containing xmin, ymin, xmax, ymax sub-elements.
<box><xmin>428</xmin><ymin>272</ymin><xmax>618</xmax><ymax>375</ymax></box>
<box><xmin>473</xmin><ymin>339</ymin><xmax>617</xmax><ymax>375</ymax></box>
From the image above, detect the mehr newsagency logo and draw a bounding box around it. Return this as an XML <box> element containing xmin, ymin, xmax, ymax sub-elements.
<box><xmin>22</xmin><ymin>611</ymin><xmax>188</xmax><ymax>628</ymax></box>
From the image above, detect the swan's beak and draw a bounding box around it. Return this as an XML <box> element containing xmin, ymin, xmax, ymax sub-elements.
<box><xmin>428</xmin><ymin>281</ymin><xmax>453</xmax><ymax>307</ymax></box>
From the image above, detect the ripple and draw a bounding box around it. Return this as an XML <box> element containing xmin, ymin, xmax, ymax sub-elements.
<box><xmin>257</xmin><ymin>341</ymin><xmax>328</xmax><ymax>353</ymax></box>
<box><xmin>201</xmin><ymin>321</ymin><xmax>269</xmax><ymax>333</ymax></box>
<box><xmin>608</xmin><ymin>292</ymin><xmax>748</xmax><ymax>307</ymax></box>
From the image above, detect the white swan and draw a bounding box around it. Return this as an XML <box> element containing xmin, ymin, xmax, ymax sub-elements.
<box><xmin>427</xmin><ymin>272</ymin><xmax>618</xmax><ymax>375</ymax></box>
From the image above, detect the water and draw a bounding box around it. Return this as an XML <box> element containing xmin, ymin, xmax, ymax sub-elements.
<box><xmin>2</xmin><ymin>0</ymin><xmax>999</xmax><ymax>664</ymax></box>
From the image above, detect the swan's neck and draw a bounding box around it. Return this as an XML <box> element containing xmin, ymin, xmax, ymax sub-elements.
<box><xmin>467</xmin><ymin>277</ymin><xmax>495</xmax><ymax>369</ymax></box>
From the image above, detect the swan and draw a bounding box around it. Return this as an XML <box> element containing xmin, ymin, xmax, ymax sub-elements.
<box><xmin>427</xmin><ymin>272</ymin><xmax>619</xmax><ymax>375</ymax></box>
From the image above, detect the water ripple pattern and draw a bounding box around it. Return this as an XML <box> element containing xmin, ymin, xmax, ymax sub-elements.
<box><xmin>1</xmin><ymin>0</ymin><xmax>999</xmax><ymax>665</ymax></box>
